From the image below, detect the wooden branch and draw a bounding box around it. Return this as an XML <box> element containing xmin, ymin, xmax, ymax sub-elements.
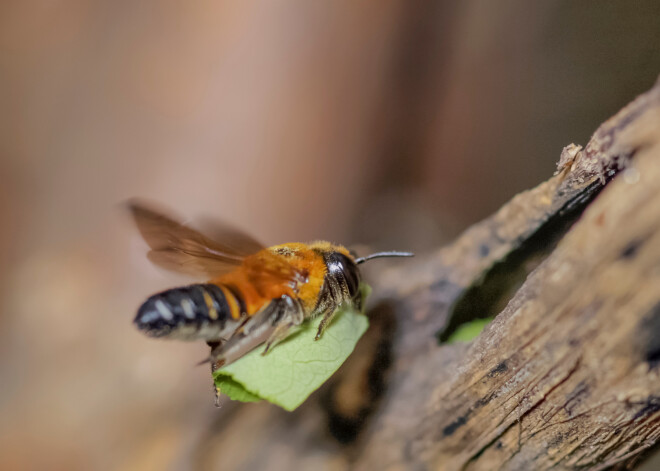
<box><xmin>194</xmin><ymin>78</ymin><xmax>660</xmax><ymax>470</ymax></box>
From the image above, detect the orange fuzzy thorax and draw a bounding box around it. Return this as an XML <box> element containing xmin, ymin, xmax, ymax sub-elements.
<box><xmin>209</xmin><ymin>241</ymin><xmax>352</xmax><ymax>318</ymax></box>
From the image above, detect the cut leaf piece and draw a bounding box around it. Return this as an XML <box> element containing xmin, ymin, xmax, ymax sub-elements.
<box><xmin>213</xmin><ymin>286</ymin><xmax>370</xmax><ymax>411</ymax></box>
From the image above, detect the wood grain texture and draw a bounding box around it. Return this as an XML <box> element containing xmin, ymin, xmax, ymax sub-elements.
<box><xmin>355</xmin><ymin>78</ymin><xmax>660</xmax><ymax>470</ymax></box>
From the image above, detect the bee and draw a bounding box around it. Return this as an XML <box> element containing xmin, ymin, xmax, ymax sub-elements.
<box><xmin>129</xmin><ymin>201</ymin><xmax>412</xmax><ymax>367</ymax></box>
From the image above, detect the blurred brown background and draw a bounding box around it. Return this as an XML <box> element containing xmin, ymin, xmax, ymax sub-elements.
<box><xmin>1</xmin><ymin>1</ymin><xmax>659</xmax><ymax>470</ymax></box>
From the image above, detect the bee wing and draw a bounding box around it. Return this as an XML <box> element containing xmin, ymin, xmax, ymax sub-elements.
<box><xmin>128</xmin><ymin>200</ymin><xmax>265</xmax><ymax>278</ymax></box>
<box><xmin>196</xmin><ymin>217</ymin><xmax>265</xmax><ymax>256</ymax></box>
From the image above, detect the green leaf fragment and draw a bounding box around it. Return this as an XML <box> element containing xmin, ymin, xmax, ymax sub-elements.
<box><xmin>213</xmin><ymin>286</ymin><xmax>371</xmax><ymax>411</ymax></box>
<box><xmin>445</xmin><ymin>317</ymin><xmax>493</xmax><ymax>343</ymax></box>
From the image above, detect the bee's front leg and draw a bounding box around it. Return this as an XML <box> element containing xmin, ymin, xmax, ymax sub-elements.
<box><xmin>315</xmin><ymin>293</ymin><xmax>361</xmax><ymax>340</ymax></box>
<box><xmin>315</xmin><ymin>306</ymin><xmax>342</xmax><ymax>340</ymax></box>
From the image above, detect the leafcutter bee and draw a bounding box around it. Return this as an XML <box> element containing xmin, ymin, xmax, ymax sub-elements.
<box><xmin>129</xmin><ymin>201</ymin><xmax>412</xmax><ymax>367</ymax></box>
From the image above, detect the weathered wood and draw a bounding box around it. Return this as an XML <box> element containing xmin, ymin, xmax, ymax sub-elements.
<box><xmin>194</xmin><ymin>78</ymin><xmax>660</xmax><ymax>471</ymax></box>
<box><xmin>355</xmin><ymin>78</ymin><xmax>660</xmax><ymax>470</ymax></box>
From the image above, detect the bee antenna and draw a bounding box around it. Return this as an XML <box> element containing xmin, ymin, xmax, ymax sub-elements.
<box><xmin>355</xmin><ymin>251</ymin><xmax>414</xmax><ymax>264</ymax></box>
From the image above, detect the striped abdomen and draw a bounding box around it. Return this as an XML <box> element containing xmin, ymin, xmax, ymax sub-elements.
<box><xmin>134</xmin><ymin>284</ymin><xmax>241</xmax><ymax>341</ymax></box>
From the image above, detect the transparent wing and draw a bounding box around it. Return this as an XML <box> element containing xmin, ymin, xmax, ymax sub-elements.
<box><xmin>196</xmin><ymin>216</ymin><xmax>265</xmax><ymax>256</ymax></box>
<box><xmin>128</xmin><ymin>200</ymin><xmax>265</xmax><ymax>278</ymax></box>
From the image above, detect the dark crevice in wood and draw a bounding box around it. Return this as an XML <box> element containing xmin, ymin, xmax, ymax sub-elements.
<box><xmin>438</xmin><ymin>179</ymin><xmax>604</xmax><ymax>343</ymax></box>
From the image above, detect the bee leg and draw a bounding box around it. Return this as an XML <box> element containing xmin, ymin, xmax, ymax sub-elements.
<box><xmin>315</xmin><ymin>290</ymin><xmax>363</xmax><ymax>340</ymax></box>
<box><xmin>315</xmin><ymin>307</ymin><xmax>340</xmax><ymax>340</ymax></box>
<box><xmin>262</xmin><ymin>322</ymin><xmax>300</xmax><ymax>354</ymax></box>
<box><xmin>211</xmin><ymin>359</ymin><xmax>222</xmax><ymax>407</ymax></box>
<box><xmin>262</xmin><ymin>295</ymin><xmax>305</xmax><ymax>354</ymax></box>
<box><xmin>352</xmin><ymin>292</ymin><xmax>363</xmax><ymax>312</ymax></box>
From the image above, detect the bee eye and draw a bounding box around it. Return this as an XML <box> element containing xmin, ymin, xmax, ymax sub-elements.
<box><xmin>326</xmin><ymin>252</ymin><xmax>361</xmax><ymax>299</ymax></box>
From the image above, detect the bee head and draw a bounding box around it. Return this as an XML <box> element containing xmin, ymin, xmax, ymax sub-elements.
<box><xmin>324</xmin><ymin>251</ymin><xmax>362</xmax><ymax>302</ymax></box>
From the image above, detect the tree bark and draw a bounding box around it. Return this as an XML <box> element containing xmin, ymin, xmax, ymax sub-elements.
<box><xmin>195</xmin><ymin>78</ymin><xmax>660</xmax><ymax>471</ymax></box>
